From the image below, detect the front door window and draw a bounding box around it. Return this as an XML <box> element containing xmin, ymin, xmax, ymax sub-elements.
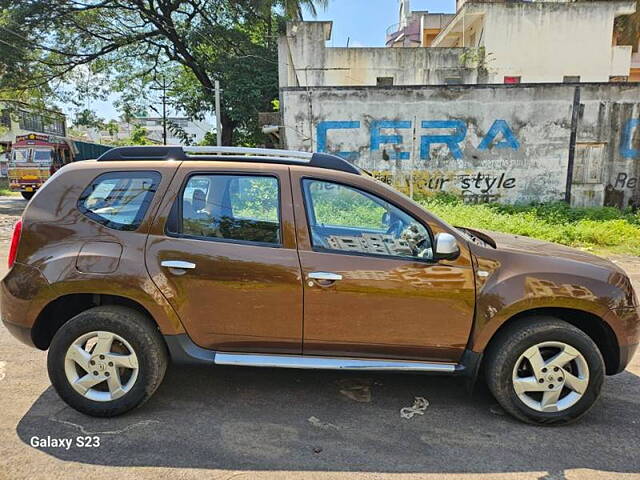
<box><xmin>303</xmin><ymin>179</ymin><xmax>433</xmax><ymax>260</ymax></box>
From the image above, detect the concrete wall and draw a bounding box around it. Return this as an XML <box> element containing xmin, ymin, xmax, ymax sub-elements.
<box><xmin>279</xmin><ymin>22</ymin><xmax>481</xmax><ymax>87</ymax></box>
<box><xmin>280</xmin><ymin>83</ymin><xmax>640</xmax><ymax>208</ymax></box>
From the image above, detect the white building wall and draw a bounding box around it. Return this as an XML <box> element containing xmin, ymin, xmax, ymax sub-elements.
<box><xmin>436</xmin><ymin>1</ymin><xmax>636</xmax><ymax>83</ymax></box>
<box><xmin>279</xmin><ymin>22</ymin><xmax>481</xmax><ymax>87</ymax></box>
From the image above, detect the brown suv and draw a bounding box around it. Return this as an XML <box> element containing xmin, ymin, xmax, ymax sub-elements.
<box><xmin>2</xmin><ymin>146</ymin><xmax>638</xmax><ymax>424</ymax></box>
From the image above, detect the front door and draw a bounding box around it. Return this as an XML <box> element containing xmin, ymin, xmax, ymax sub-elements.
<box><xmin>290</xmin><ymin>169</ymin><xmax>476</xmax><ymax>362</ymax></box>
<box><xmin>146</xmin><ymin>163</ymin><xmax>303</xmax><ymax>354</ymax></box>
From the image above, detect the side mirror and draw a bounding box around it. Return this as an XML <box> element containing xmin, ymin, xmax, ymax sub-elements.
<box><xmin>434</xmin><ymin>232</ymin><xmax>460</xmax><ymax>261</ymax></box>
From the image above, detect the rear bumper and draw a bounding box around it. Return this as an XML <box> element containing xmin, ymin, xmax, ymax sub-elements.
<box><xmin>0</xmin><ymin>262</ymin><xmax>50</xmax><ymax>348</ymax></box>
<box><xmin>1</xmin><ymin>319</ymin><xmax>33</xmax><ymax>347</ymax></box>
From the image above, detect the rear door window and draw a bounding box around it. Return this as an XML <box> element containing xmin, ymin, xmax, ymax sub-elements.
<box><xmin>78</xmin><ymin>171</ymin><xmax>161</xmax><ymax>230</ymax></box>
<box><xmin>175</xmin><ymin>174</ymin><xmax>280</xmax><ymax>245</ymax></box>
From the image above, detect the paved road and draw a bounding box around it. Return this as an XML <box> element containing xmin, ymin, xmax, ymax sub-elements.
<box><xmin>0</xmin><ymin>196</ymin><xmax>638</xmax><ymax>480</ymax></box>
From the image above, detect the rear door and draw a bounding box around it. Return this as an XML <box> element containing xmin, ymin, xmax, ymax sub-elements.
<box><xmin>290</xmin><ymin>168</ymin><xmax>476</xmax><ymax>362</ymax></box>
<box><xmin>146</xmin><ymin>162</ymin><xmax>303</xmax><ymax>354</ymax></box>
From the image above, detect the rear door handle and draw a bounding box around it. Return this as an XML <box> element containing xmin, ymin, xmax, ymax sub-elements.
<box><xmin>308</xmin><ymin>272</ymin><xmax>343</xmax><ymax>281</ymax></box>
<box><xmin>161</xmin><ymin>260</ymin><xmax>196</xmax><ymax>270</ymax></box>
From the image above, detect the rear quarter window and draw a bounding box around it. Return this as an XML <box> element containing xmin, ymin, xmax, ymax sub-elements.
<box><xmin>78</xmin><ymin>171</ymin><xmax>161</xmax><ymax>231</ymax></box>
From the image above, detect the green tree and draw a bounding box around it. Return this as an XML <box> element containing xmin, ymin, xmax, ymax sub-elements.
<box><xmin>130</xmin><ymin>124</ymin><xmax>154</xmax><ymax>145</ymax></box>
<box><xmin>0</xmin><ymin>0</ymin><xmax>327</xmax><ymax>145</ymax></box>
<box><xmin>73</xmin><ymin>108</ymin><xmax>105</xmax><ymax>129</ymax></box>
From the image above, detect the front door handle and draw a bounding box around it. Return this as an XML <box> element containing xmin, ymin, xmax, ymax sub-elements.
<box><xmin>308</xmin><ymin>272</ymin><xmax>343</xmax><ymax>281</ymax></box>
<box><xmin>161</xmin><ymin>260</ymin><xmax>196</xmax><ymax>270</ymax></box>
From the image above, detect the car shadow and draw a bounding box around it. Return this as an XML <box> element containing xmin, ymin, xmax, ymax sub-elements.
<box><xmin>16</xmin><ymin>364</ymin><xmax>640</xmax><ymax>474</ymax></box>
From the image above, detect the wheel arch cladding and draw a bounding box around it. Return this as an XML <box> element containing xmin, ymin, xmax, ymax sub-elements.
<box><xmin>31</xmin><ymin>293</ymin><xmax>161</xmax><ymax>350</ymax></box>
<box><xmin>482</xmin><ymin>308</ymin><xmax>620</xmax><ymax>375</ymax></box>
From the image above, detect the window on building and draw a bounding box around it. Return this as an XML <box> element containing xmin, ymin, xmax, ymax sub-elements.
<box><xmin>422</xmin><ymin>28</ymin><xmax>441</xmax><ymax>47</ymax></box>
<box><xmin>18</xmin><ymin>110</ymin><xmax>65</xmax><ymax>136</ymax></box>
<box><xmin>376</xmin><ymin>77</ymin><xmax>394</xmax><ymax>87</ymax></box>
<box><xmin>563</xmin><ymin>76</ymin><xmax>581</xmax><ymax>83</ymax></box>
<box><xmin>0</xmin><ymin>110</ymin><xmax>10</xmax><ymax>129</ymax></box>
<box><xmin>445</xmin><ymin>77</ymin><xmax>463</xmax><ymax>85</ymax></box>
<box><xmin>609</xmin><ymin>76</ymin><xmax>628</xmax><ymax>83</ymax></box>
<box><xmin>504</xmin><ymin>76</ymin><xmax>521</xmax><ymax>84</ymax></box>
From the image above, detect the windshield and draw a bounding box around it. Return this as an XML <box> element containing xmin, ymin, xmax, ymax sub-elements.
<box><xmin>33</xmin><ymin>149</ymin><xmax>53</xmax><ymax>163</ymax></box>
<box><xmin>11</xmin><ymin>149</ymin><xmax>30</xmax><ymax>163</ymax></box>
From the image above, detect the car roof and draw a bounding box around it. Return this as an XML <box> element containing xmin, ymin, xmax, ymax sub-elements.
<box><xmin>97</xmin><ymin>146</ymin><xmax>361</xmax><ymax>175</ymax></box>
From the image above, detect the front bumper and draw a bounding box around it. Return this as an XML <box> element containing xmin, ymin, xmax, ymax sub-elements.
<box><xmin>610</xmin><ymin>305</ymin><xmax>640</xmax><ymax>373</ymax></box>
<box><xmin>619</xmin><ymin>343</ymin><xmax>639</xmax><ymax>372</ymax></box>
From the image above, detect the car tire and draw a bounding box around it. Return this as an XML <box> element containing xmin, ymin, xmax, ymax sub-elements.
<box><xmin>484</xmin><ymin>316</ymin><xmax>604</xmax><ymax>425</ymax></box>
<box><xmin>21</xmin><ymin>191</ymin><xmax>34</xmax><ymax>200</ymax></box>
<box><xmin>47</xmin><ymin>305</ymin><xmax>168</xmax><ymax>417</ymax></box>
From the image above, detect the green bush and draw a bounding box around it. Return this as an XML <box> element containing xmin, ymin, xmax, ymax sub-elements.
<box><xmin>419</xmin><ymin>196</ymin><xmax>640</xmax><ymax>255</ymax></box>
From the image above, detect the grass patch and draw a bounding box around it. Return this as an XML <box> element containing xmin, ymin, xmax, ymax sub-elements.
<box><xmin>0</xmin><ymin>178</ymin><xmax>19</xmax><ymax>196</ymax></box>
<box><xmin>418</xmin><ymin>193</ymin><xmax>640</xmax><ymax>256</ymax></box>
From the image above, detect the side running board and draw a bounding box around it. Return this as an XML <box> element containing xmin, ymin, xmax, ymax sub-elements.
<box><xmin>215</xmin><ymin>352</ymin><xmax>457</xmax><ymax>372</ymax></box>
<box><xmin>164</xmin><ymin>334</ymin><xmax>465</xmax><ymax>374</ymax></box>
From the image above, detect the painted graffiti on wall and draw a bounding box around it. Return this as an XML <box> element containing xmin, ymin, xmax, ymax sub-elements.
<box><xmin>282</xmin><ymin>84</ymin><xmax>640</xmax><ymax>206</ymax></box>
<box><xmin>317</xmin><ymin>119</ymin><xmax>522</xmax><ymax>202</ymax></box>
<box><xmin>315</xmin><ymin>117</ymin><xmax>640</xmax><ymax>203</ymax></box>
<box><xmin>621</xmin><ymin>118</ymin><xmax>640</xmax><ymax>159</ymax></box>
<box><xmin>317</xmin><ymin>118</ymin><xmax>640</xmax><ymax>161</ymax></box>
<box><xmin>373</xmin><ymin>170</ymin><xmax>518</xmax><ymax>203</ymax></box>
<box><xmin>317</xmin><ymin>119</ymin><xmax>521</xmax><ymax>161</ymax></box>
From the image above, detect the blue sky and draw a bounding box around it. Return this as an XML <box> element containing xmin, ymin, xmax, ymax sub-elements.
<box><xmin>309</xmin><ymin>0</ymin><xmax>455</xmax><ymax>47</ymax></box>
<box><xmin>78</xmin><ymin>0</ymin><xmax>456</xmax><ymax>121</ymax></box>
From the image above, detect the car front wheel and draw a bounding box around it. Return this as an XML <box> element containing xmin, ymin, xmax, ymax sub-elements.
<box><xmin>47</xmin><ymin>305</ymin><xmax>168</xmax><ymax>417</ymax></box>
<box><xmin>485</xmin><ymin>317</ymin><xmax>605</xmax><ymax>425</ymax></box>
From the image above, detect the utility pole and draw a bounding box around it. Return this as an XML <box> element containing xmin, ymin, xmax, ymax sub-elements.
<box><xmin>161</xmin><ymin>76</ymin><xmax>167</xmax><ymax>145</ymax></box>
<box><xmin>215</xmin><ymin>80</ymin><xmax>222</xmax><ymax>146</ymax></box>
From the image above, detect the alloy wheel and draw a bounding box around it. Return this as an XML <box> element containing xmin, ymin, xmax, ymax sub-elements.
<box><xmin>512</xmin><ymin>341</ymin><xmax>589</xmax><ymax>413</ymax></box>
<box><xmin>64</xmin><ymin>331</ymin><xmax>139</xmax><ymax>402</ymax></box>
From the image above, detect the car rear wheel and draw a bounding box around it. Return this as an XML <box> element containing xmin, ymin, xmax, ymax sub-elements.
<box><xmin>47</xmin><ymin>305</ymin><xmax>168</xmax><ymax>417</ymax></box>
<box><xmin>485</xmin><ymin>317</ymin><xmax>604</xmax><ymax>425</ymax></box>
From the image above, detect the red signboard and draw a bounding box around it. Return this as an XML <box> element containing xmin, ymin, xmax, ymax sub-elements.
<box><xmin>13</xmin><ymin>133</ymin><xmax>69</xmax><ymax>148</ymax></box>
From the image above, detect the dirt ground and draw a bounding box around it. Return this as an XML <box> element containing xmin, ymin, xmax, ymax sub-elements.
<box><xmin>0</xmin><ymin>196</ymin><xmax>639</xmax><ymax>480</ymax></box>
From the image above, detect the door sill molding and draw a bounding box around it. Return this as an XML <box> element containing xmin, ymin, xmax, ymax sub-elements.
<box><xmin>164</xmin><ymin>334</ymin><xmax>462</xmax><ymax>373</ymax></box>
<box><xmin>215</xmin><ymin>352</ymin><xmax>457</xmax><ymax>372</ymax></box>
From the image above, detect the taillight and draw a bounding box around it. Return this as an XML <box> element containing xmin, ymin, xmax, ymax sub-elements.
<box><xmin>8</xmin><ymin>219</ymin><xmax>22</xmax><ymax>269</ymax></box>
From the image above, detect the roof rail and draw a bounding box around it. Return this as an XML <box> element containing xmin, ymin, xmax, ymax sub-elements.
<box><xmin>183</xmin><ymin>146</ymin><xmax>313</xmax><ymax>162</ymax></box>
<box><xmin>96</xmin><ymin>146</ymin><xmax>360</xmax><ymax>175</ymax></box>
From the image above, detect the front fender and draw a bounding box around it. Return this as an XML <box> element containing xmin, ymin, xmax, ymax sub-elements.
<box><xmin>470</xmin><ymin>262</ymin><xmax>627</xmax><ymax>353</ymax></box>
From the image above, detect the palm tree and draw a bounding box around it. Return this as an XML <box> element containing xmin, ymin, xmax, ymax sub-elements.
<box><xmin>280</xmin><ymin>0</ymin><xmax>329</xmax><ymax>20</ymax></box>
<box><xmin>261</xmin><ymin>0</ymin><xmax>328</xmax><ymax>48</ymax></box>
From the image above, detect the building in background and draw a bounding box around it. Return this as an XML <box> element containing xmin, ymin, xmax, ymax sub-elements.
<box><xmin>278</xmin><ymin>0</ymin><xmax>637</xmax><ymax>88</ymax></box>
<box><xmin>386</xmin><ymin>1</ymin><xmax>454</xmax><ymax>47</ymax></box>
<box><xmin>278</xmin><ymin>21</ymin><xmax>484</xmax><ymax>87</ymax></box>
<box><xmin>428</xmin><ymin>0</ymin><xmax>636</xmax><ymax>83</ymax></box>
<box><xmin>127</xmin><ymin>116</ymin><xmax>213</xmax><ymax>145</ymax></box>
<box><xmin>631</xmin><ymin>48</ymin><xmax>640</xmax><ymax>81</ymax></box>
<box><xmin>75</xmin><ymin>116</ymin><xmax>214</xmax><ymax>145</ymax></box>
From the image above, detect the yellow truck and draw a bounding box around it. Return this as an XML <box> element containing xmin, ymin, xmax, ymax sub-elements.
<box><xmin>8</xmin><ymin>133</ymin><xmax>111</xmax><ymax>199</ymax></box>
